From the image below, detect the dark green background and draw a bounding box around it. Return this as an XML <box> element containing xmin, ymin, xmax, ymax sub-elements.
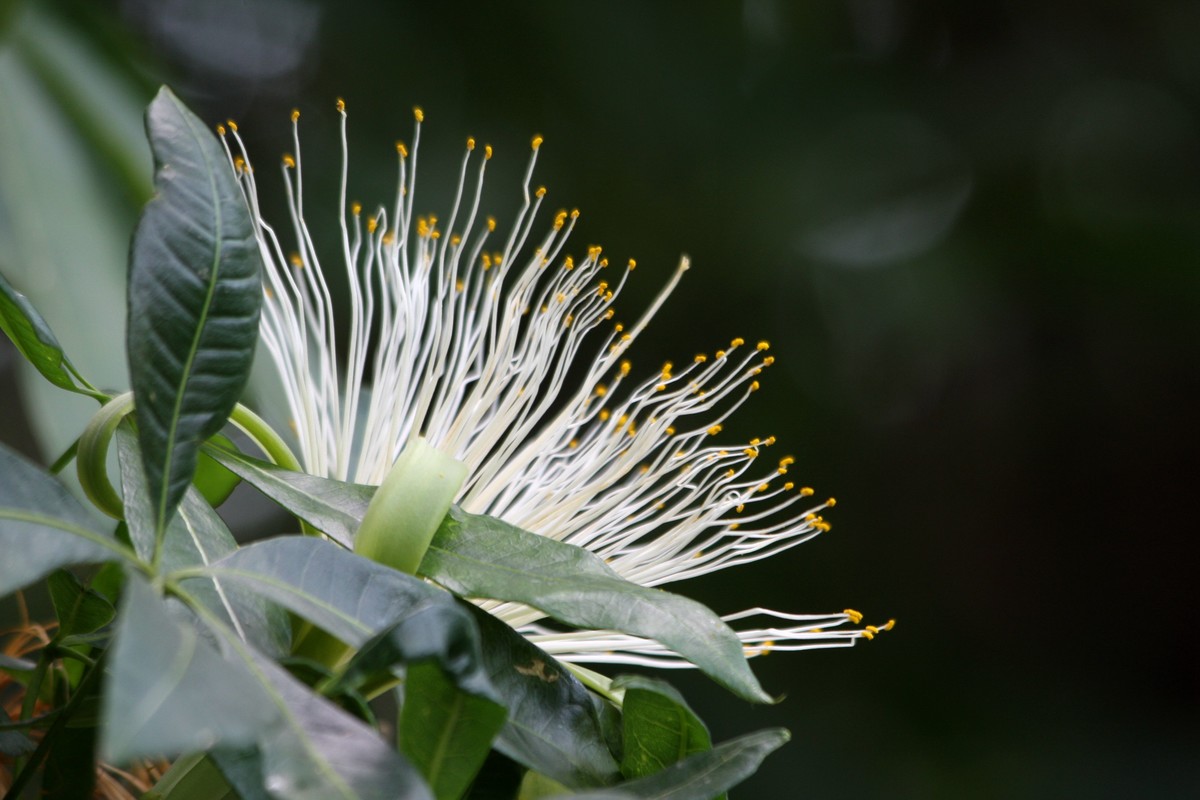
<box><xmin>2</xmin><ymin>1</ymin><xmax>1197</xmax><ymax>796</ymax></box>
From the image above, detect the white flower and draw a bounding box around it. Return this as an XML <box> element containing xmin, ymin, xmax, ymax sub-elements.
<box><xmin>221</xmin><ymin>101</ymin><xmax>890</xmax><ymax>669</ymax></box>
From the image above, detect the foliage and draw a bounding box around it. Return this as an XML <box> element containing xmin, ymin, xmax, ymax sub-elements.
<box><xmin>0</xmin><ymin>87</ymin><xmax>790</xmax><ymax>800</ymax></box>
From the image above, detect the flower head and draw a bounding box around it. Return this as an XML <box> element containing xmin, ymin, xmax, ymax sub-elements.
<box><xmin>221</xmin><ymin>100</ymin><xmax>890</xmax><ymax>668</ymax></box>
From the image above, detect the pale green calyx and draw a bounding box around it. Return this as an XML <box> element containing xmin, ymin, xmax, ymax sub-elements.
<box><xmin>353</xmin><ymin>437</ymin><xmax>468</xmax><ymax>574</ymax></box>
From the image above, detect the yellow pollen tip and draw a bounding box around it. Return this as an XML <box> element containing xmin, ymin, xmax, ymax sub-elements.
<box><xmin>336</xmin><ymin>99</ymin><xmax>345</xmax><ymax>114</ymax></box>
<box><xmin>744</xmin><ymin>447</ymin><xmax>759</xmax><ymax>458</ymax></box>
<box><xmin>487</xmin><ymin>216</ymin><xmax>496</xmax><ymax>232</ymax></box>
<box><xmin>715</xmin><ymin>349</ymin><xmax>726</xmax><ymax>359</ymax></box>
<box><xmin>531</xmin><ymin>134</ymin><xmax>544</xmax><ymax>150</ymax></box>
<box><xmin>620</xmin><ymin>361</ymin><xmax>632</xmax><ymax>375</ymax></box>
<box><xmin>844</xmin><ymin>609</ymin><xmax>864</xmax><ymax>623</ymax></box>
<box><xmin>571</xmin><ymin>209</ymin><xmax>580</xmax><ymax>219</ymax></box>
<box><xmin>707</xmin><ymin>424</ymin><xmax>723</xmax><ymax>436</ymax></box>
<box><xmin>784</xmin><ymin>481</ymin><xmax>795</xmax><ymax>490</ymax></box>
<box><xmin>763</xmin><ymin>356</ymin><xmax>775</xmax><ymax>366</ymax></box>
<box><xmin>750</xmin><ymin>381</ymin><xmax>760</xmax><ymax>392</ymax></box>
<box><xmin>413</xmin><ymin>106</ymin><xmax>424</xmax><ymax>122</ymax></box>
<box><xmin>780</xmin><ymin>456</ymin><xmax>795</xmax><ymax>467</ymax></box>
<box><xmin>628</xmin><ymin>258</ymin><xmax>637</xmax><ymax>270</ymax></box>
<box><xmin>757</xmin><ymin>341</ymin><xmax>770</xmax><ymax>351</ymax></box>
<box><xmin>289</xmin><ymin>253</ymin><xmax>302</xmax><ymax>267</ymax></box>
<box><xmin>467</xmin><ymin>137</ymin><xmax>476</xmax><ymax>151</ymax></box>
<box><xmin>756</xmin><ymin>483</ymin><xmax>769</xmax><ymax>492</ymax></box>
<box><xmin>216</xmin><ymin>124</ymin><xmax>226</xmax><ymax>136</ymax></box>
<box><xmin>613</xmin><ymin>321</ymin><xmax>623</xmax><ymax>330</ymax></box>
<box><xmin>595</xmin><ymin>384</ymin><xmax>607</xmax><ymax>397</ymax></box>
<box><xmin>725</xmin><ymin>468</ymin><xmax>736</xmax><ymax>478</ymax></box>
<box><xmin>862</xmin><ymin>629</ymin><xmax>875</xmax><ymax>640</ymax></box>
<box><xmin>536</xmin><ymin>186</ymin><xmax>547</xmax><ymax>198</ymax></box>
<box><xmin>367</xmin><ymin>218</ymin><xmax>378</xmax><ymax>233</ymax></box>
<box><xmin>569</xmin><ymin>439</ymin><xmax>579</xmax><ymax>449</ymax></box>
<box><xmin>282</xmin><ymin>154</ymin><xmax>295</xmax><ymax>168</ymax></box>
<box><xmin>884</xmin><ymin>619</ymin><xmax>896</xmax><ymax>631</ymax></box>
<box><xmin>351</xmin><ymin>202</ymin><xmax>362</xmax><ymax>216</ymax></box>
<box><xmin>736</xmin><ymin>503</ymin><xmax>745</xmax><ymax>513</ymax></box>
<box><xmin>666</xmin><ymin>426</ymin><xmax>676</xmax><ymax>436</ymax></box>
<box><xmin>731</xmin><ymin>337</ymin><xmax>745</xmax><ymax>347</ymax></box>
<box><xmin>599</xmin><ymin>410</ymin><xmax>610</xmax><ymax>422</ymax></box>
<box><xmin>729</xmin><ymin>523</ymin><xmax>740</xmax><ymax>530</ymax></box>
<box><xmin>694</xmin><ymin>354</ymin><xmax>707</xmax><ymax>363</ymax></box>
<box><xmin>800</xmin><ymin>486</ymin><xmax>814</xmax><ymax>496</ymax></box>
<box><xmin>291</xmin><ymin>109</ymin><xmax>300</xmax><ymax>123</ymax></box>
<box><xmin>656</xmin><ymin>384</ymin><xmax>666</xmax><ymax>392</ymax></box>
<box><xmin>826</xmin><ymin>497</ymin><xmax>837</xmax><ymax>507</ymax></box>
<box><xmin>226</xmin><ymin>119</ymin><xmax>238</xmax><ymax>132</ymax></box>
<box><xmin>485</xmin><ymin>144</ymin><xmax>493</xmax><ymax>159</ymax></box>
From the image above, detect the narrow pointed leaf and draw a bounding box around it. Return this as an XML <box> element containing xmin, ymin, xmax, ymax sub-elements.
<box><xmin>127</xmin><ymin>85</ymin><xmax>262</xmax><ymax>534</ymax></box>
<box><xmin>0</xmin><ymin>443</ymin><xmax>130</xmax><ymax>596</ymax></box>
<box><xmin>117</xmin><ymin>426</ymin><xmax>289</xmax><ymax>655</ymax></box>
<box><xmin>399</xmin><ymin>662</ymin><xmax>507</xmax><ymax>800</ymax></box>
<box><xmin>469</xmin><ymin>606</ymin><xmax>621</xmax><ymax>789</ymax></box>
<box><xmin>46</xmin><ymin>569</ymin><xmax>116</xmax><ymax>639</ymax></box>
<box><xmin>202</xmin><ymin>445</ymin><xmax>371</xmax><ymax>547</ymax></box>
<box><xmin>101</xmin><ymin>577</ymin><xmax>279</xmax><ymax>764</ymax></box>
<box><xmin>548</xmin><ymin>728</ymin><xmax>790</xmax><ymax>800</ymax></box>
<box><xmin>0</xmin><ymin>267</ymin><xmax>96</xmax><ymax>395</ymax></box>
<box><xmin>421</xmin><ymin>507</ymin><xmax>773</xmax><ymax>704</ymax></box>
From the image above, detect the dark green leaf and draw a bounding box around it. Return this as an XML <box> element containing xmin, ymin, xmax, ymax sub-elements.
<box><xmin>100</xmin><ymin>576</ymin><xmax>279</xmax><ymax>764</ymax></box>
<box><xmin>547</xmin><ymin>729</ymin><xmax>790</xmax><ymax>800</ymax></box>
<box><xmin>47</xmin><ymin>569</ymin><xmax>115</xmax><ymax>638</ymax></box>
<box><xmin>469</xmin><ymin>606</ymin><xmax>621</xmax><ymax>790</ymax></box>
<box><xmin>0</xmin><ymin>267</ymin><xmax>96</xmax><ymax>395</ymax></box>
<box><xmin>399</xmin><ymin>662</ymin><xmax>507</xmax><ymax>800</ymax></box>
<box><xmin>179</xmin><ymin>537</ymin><xmax>461</xmax><ymax>651</ymax></box>
<box><xmin>127</xmin><ymin>85</ymin><xmax>262</xmax><ymax>534</ymax></box>
<box><xmin>611</xmin><ymin>677</ymin><xmax>714</xmax><ymax>793</ymax></box>
<box><xmin>202</xmin><ymin>444</ymin><xmax>371</xmax><ymax>548</ymax></box>
<box><xmin>421</xmin><ymin>508</ymin><xmax>773</xmax><ymax>704</ymax></box>
<box><xmin>0</xmin><ymin>442</ymin><xmax>129</xmax><ymax>597</ymax></box>
<box><xmin>117</xmin><ymin>426</ymin><xmax>290</xmax><ymax>656</ymax></box>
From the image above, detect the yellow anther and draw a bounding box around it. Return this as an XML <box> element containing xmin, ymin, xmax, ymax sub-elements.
<box><xmin>735</xmin><ymin>503</ymin><xmax>745</xmax><ymax>513</ymax></box>
<box><xmin>571</xmin><ymin>208</ymin><xmax>580</xmax><ymax>219</ymax></box>
<box><xmin>620</xmin><ymin>360</ymin><xmax>632</xmax><ymax>375</ymax></box>
<box><xmin>756</xmin><ymin>483</ymin><xmax>769</xmax><ymax>492</ymax></box>
<box><xmin>466</xmin><ymin>137</ymin><xmax>476</xmax><ymax>151</ymax></box>
<box><xmin>861</xmin><ymin>629</ymin><xmax>875</xmax><ymax>640</ymax></box>
<box><xmin>719</xmin><ymin>449</ymin><xmax>729</xmax><ymax>456</ymax></box>
<box><xmin>604</xmin><ymin>309</ymin><xmax>615</xmax><ymax>320</ymax></box>
<box><xmin>666</xmin><ymin>426</ymin><xmax>676</xmax><ymax>436</ymax></box>
<box><xmin>486</xmin><ymin>216</ymin><xmax>496</xmax><ymax>232</ymax></box>
<box><xmin>536</xmin><ymin>186</ymin><xmax>547</xmax><ymax>198</ymax></box>
<box><xmin>588</xmin><ymin>245</ymin><xmax>602</xmax><ymax>258</ymax></box>
<box><xmin>826</xmin><ymin>497</ymin><xmax>837</xmax><ymax>507</ymax></box>
<box><xmin>621</xmin><ymin>334</ymin><xmax>631</xmax><ymax>342</ymax></box>
<box><xmin>800</xmin><ymin>486</ymin><xmax>814</xmax><ymax>496</ymax></box>
<box><xmin>351</xmin><ymin>202</ymin><xmax>362</xmax><ymax>216</ymax></box>
<box><xmin>640</xmin><ymin>464</ymin><xmax>650</xmax><ymax>474</ymax></box>
<box><xmin>233</xmin><ymin>156</ymin><xmax>245</xmax><ymax>173</ymax></box>
<box><xmin>715</xmin><ymin>349</ymin><xmax>726</xmax><ymax>359</ymax></box>
<box><xmin>336</xmin><ymin>98</ymin><xmax>346</xmax><ymax>114</ymax></box>
<box><xmin>413</xmin><ymin>106</ymin><xmax>424</xmax><ymax>122</ymax></box>
<box><xmin>485</xmin><ymin>144</ymin><xmax>493</xmax><ymax>159</ymax></box>
<box><xmin>569</xmin><ymin>439</ymin><xmax>579</xmax><ymax>449</ymax></box>
<box><xmin>763</xmin><ymin>356</ymin><xmax>775</xmax><ymax>366</ymax></box>
<box><xmin>227</xmin><ymin>119</ymin><xmax>238</xmax><ymax>132</ymax></box>
<box><xmin>750</xmin><ymin>381</ymin><xmax>760</xmax><ymax>392</ymax></box>
<box><xmin>291</xmin><ymin>108</ymin><xmax>300</xmax><ymax>123</ymax></box>
<box><xmin>751</xmin><ymin>368</ymin><xmax>762</xmax><ymax>377</ymax></box>
<box><xmin>725</xmin><ymin>468</ymin><xmax>736</xmax><ymax>478</ymax></box>
<box><xmin>282</xmin><ymin>154</ymin><xmax>296</xmax><ymax>168</ymax></box>
<box><xmin>600</xmin><ymin>257</ymin><xmax>609</xmax><ymax>267</ymax></box>
<box><xmin>431</xmin><ymin>230</ymin><xmax>441</xmax><ymax>240</ymax></box>
<box><xmin>707</xmin><ymin>424</ymin><xmax>723</xmax><ymax>436</ymax></box>
<box><xmin>599</xmin><ymin>409</ymin><xmax>610</xmax><ymax>422</ymax></box>
<box><xmin>627</xmin><ymin>258</ymin><xmax>637</xmax><ymax>270</ymax></box>
<box><xmin>757</xmin><ymin>340</ymin><xmax>770</xmax><ymax>351</ymax></box>
<box><xmin>783</xmin><ymin>481</ymin><xmax>795</xmax><ymax>490</ymax></box>
<box><xmin>765</xmin><ymin>436</ymin><xmax>776</xmax><ymax>445</ymax></box>
<box><xmin>554</xmin><ymin>210</ymin><xmax>568</xmax><ymax>230</ymax></box>
<box><xmin>481</xmin><ymin>253</ymin><xmax>492</xmax><ymax>270</ymax></box>
<box><xmin>450</xmin><ymin>234</ymin><xmax>462</xmax><ymax>246</ymax></box>
<box><xmin>844</xmin><ymin>609</ymin><xmax>864</xmax><ymax>624</ymax></box>
<box><xmin>744</xmin><ymin>447</ymin><xmax>759</xmax><ymax>458</ymax></box>
<box><xmin>780</xmin><ymin>456</ymin><xmax>795</xmax><ymax>467</ymax></box>
<box><xmin>216</xmin><ymin>124</ymin><xmax>226</xmax><ymax>136</ymax></box>
<box><xmin>655</xmin><ymin>384</ymin><xmax>666</xmax><ymax>392</ymax></box>
<box><xmin>289</xmin><ymin>253</ymin><xmax>302</xmax><ymax>267</ymax></box>
<box><xmin>731</xmin><ymin>337</ymin><xmax>745</xmax><ymax>348</ymax></box>
<box><xmin>730</xmin><ymin>523</ymin><xmax>740</xmax><ymax>530</ymax></box>
<box><xmin>396</xmin><ymin>141</ymin><xmax>409</xmax><ymax>158</ymax></box>
<box><xmin>596</xmin><ymin>280</ymin><xmax>608</xmax><ymax>294</ymax></box>
<box><xmin>382</xmin><ymin>232</ymin><xmax>395</xmax><ymax>245</ymax></box>
<box><xmin>367</xmin><ymin>217</ymin><xmax>378</xmax><ymax>233</ymax></box>
<box><xmin>264</xmin><ymin>286</ymin><xmax>274</xmax><ymax>300</ymax></box>
<box><xmin>866</xmin><ymin>625</ymin><xmax>879</xmax><ymax>635</ymax></box>
<box><xmin>531</xmin><ymin>134</ymin><xmax>544</xmax><ymax>150</ymax></box>
<box><xmin>455</xmin><ymin>279</ymin><xmax>464</xmax><ymax>292</ymax></box>
<box><xmin>595</xmin><ymin>384</ymin><xmax>607</xmax><ymax>397</ymax></box>
<box><xmin>750</xmin><ymin>437</ymin><xmax>761</xmax><ymax>446</ymax></box>
<box><xmin>883</xmin><ymin>619</ymin><xmax>896</xmax><ymax>631</ymax></box>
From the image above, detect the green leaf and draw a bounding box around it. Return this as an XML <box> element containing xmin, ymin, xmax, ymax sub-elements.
<box><xmin>0</xmin><ymin>707</ymin><xmax>35</xmax><ymax>758</ymax></box>
<box><xmin>194</xmin><ymin>432</ymin><xmax>242</xmax><ymax>507</ymax></box>
<box><xmin>0</xmin><ymin>267</ymin><xmax>97</xmax><ymax>396</ymax></box>
<box><xmin>468</xmin><ymin>606</ymin><xmax>621</xmax><ymax>790</ymax></box>
<box><xmin>202</xmin><ymin>444</ymin><xmax>371</xmax><ymax>548</ymax></box>
<box><xmin>399</xmin><ymin>662</ymin><xmax>507</xmax><ymax>800</ymax></box>
<box><xmin>611</xmin><ymin>677</ymin><xmax>716</xmax><ymax>797</ymax></box>
<box><xmin>47</xmin><ymin>569</ymin><xmax>116</xmax><ymax>638</ymax></box>
<box><xmin>100</xmin><ymin>576</ymin><xmax>279</xmax><ymax>764</ymax></box>
<box><xmin>116</xmin><ymin>426</ymin><xmax>290</xmax><ymax>655</ymax></box>
<box><xmin>0</xmin><ymin>442</ymin><xmax>130</xmax><ymax>597</ymax></box>
<box><xmin>547</xmin><ymin>729</ymin><xmax>790</xmax><ymax>800</ymax></box>
<box><xmin>127</xmin><ymin>85</ymin><xmax>262</xmax><ymax>535</ymax></box>
<box><xmin>421</xmin><ymin>508</ymin><xmax>773</xmax><ymax>704</ymax></box>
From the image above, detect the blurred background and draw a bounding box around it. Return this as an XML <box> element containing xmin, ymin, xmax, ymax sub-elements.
<box><xmin>1</xmin><ymin>1</ymin><xmax>1197</xmax><ymax>796</ymax></box>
